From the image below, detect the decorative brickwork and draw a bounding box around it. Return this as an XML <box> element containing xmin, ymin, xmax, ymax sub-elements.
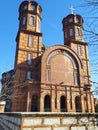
<box><xmin>1</xmin><ymin>0</ymin><xmax>94</xmax><ymax>113</ymax></box>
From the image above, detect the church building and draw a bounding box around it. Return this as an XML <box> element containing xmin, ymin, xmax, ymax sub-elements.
<box><xmin>2</xmin><ymin>0</ymin><xmax>95</xmax><ymax>112</ymax></box>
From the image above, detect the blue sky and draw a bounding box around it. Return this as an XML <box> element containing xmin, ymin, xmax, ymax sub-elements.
<box><xmin>0</xmin><ymin>0</ymin><xmax>98</xmax><ymax>91</ymax></box>
<box><xmin>0</xmin><ymin>0</ymin><xmax>83</xmax><ymax>75</ymax></box>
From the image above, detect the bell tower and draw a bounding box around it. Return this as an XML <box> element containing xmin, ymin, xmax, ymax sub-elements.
<box><xmin>15</xmin><ymin>0</ymin><xmax>42</xmax><ymax>82</ymax></box>
<box><xmin>12</xmin><ymin>0</ymin><xmax>43</xmax><ymax>111</ymax></box>
<box><xmin>62</xmin><ymin>14</ymin><xmax>84</xmax><ymax>46</ymax></box>
<box><xmin>18</xmin><ymin>0</ymin><xmax>42</xmax><ymax>33</ymax></box>
<box><xmin>62</xmin><ymin>13</ymin><xmax>91</xmax><ymax>90</ymax></box>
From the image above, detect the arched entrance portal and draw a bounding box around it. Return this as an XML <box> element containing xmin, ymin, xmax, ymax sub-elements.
<box><xmin>75</xmin><ymin>96</ymin><xmax>82</xmax><ymax>112</ymax></box>
<box><xmin>60</xmin><ymin>96</ymin><xmax>67</xmax><ymax>112</ymax></box>
<box><xmin>44</xmin><ymin>95</ymin><xmax>51</xmax><ymax>112</ymax></box>
<box><xmin>31</xmin><ymin>95</ymin><xmax>38</xmax><ymax>112</ymax></box>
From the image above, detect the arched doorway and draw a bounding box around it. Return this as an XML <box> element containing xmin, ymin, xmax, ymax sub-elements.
<box><xmin>44</xmin><ymin>95</ymin><xmax>51</xmax><ymax>112</ymax></box>
<box><xmin>31</xmin><ymin>95</ymin><xmax>38</xmax><ymax>112</ymax></box>
<box><xmin>4</xmin><ymin>99</ymin><xmax>12</xmax><ymax>112</ymax></box>
<box><xmin>75</xmin><ymin>96</ymin><xmax>82</xmax><ymax>112</ymax></box>
<box><xmin>60</xmin><ymin>96</ymin><xmax>67</xmax><ymax>112</ymax></box>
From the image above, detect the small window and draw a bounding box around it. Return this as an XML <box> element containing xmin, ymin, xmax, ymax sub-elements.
<box><xmin>74</xmin><ymin>72</ymin><xmax>79</xmax><ymax>85</ymax></box>
<box><xmin>28</xmin><ymin>53</ymin><xmax>32</xmax><ymax>65</ymax></box>
<box><xmin>76</xmin><ymin>28</ymin><xmax>81</xmax><ymax>36</ymax></box>
<box><xmin>65</xmin><ymin>32</ymin><xmax>67</xmax><ymax>38</ymax></box>
<box><xmin>69</xmin><ymin>28</ymin><xmax>73</xmax><ymax>36</ymax></box>
<box><xmin>30</xmin><ymin>16</ymin><xmax>34</xmax><ymax>25</ymax></box>
<box><xmin>69</xmin><ymin>18</ymin><xmax>73</xmax><ymax>23</ymax></box>
<box><xmin>47</xmin><ymin>69</ymin><xmax>51</xmax><ymax>82</ymax></box>
<box><xmin>26</xmin><ymin>71</ymin><xmax>31</xmax><ymax>79</ymax></box>
<box><xmin>29</xmin><ymin>35</ymin><xmax>33</xmax><ymax>47</ymax></box>
<box><xmin>78</xmin><ymin>45</ymin><xmax>82</xmax><ymax>56</ymax></box>
<box><xmin>31</xmin><ymin>4</ymin><xmax>35</xmax><ymax>10</ymax></box>
<box><xmin>23</xmin><ymin>5</ymin><xmax>27</xmax><ymax>10</ymax></box>
<box><xmin>23</xmin><ymin>17</ymin><xmax>26</xmax><ymax>25</ymax></box>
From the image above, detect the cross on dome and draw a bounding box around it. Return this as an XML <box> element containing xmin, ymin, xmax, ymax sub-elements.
<box><xmin>69</xmin><ymin>6</ymin><xmax>75</xmax><ymax>14</ymax></box>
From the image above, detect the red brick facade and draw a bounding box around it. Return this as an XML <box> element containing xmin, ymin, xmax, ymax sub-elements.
<box><xmin>11</xmin><ymin>0</ymin><xmax>95</xmax><ymax>112</ymax></box>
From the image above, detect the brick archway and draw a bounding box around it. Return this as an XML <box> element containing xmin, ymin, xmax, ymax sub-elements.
<box><xmin>41</xmin><ymin>45</ymin><xmax>82</xmax><ymax>85</ymax></box>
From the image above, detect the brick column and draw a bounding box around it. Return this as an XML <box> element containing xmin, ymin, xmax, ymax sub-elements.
<box><xmin>81</xmin><ymin>95</ymin><xmax>85</xmax><ymax>112</ymax></box>
<box><xmin>51</xmin><ymin>86</ymin><xmax>55</xmax><ymax>112</ymax></box>
<box><xmin>26</xmin><ymin>91</ymin><xmax>30</xmax><ymax>112</ymax></box>
<box><xmin>91</xmin><ymin>95</ymin><xmax>95</xmax><ymax>113</ymax></box>
<box><xmin>40</xmin><ymin>93</ymin><xmax>44</xmax><ymax>112</ymax></box>
<box><xmin>72</xmin><ymin>96</ymin><xmax>75</xmax><ymax>112</ymax></box>
<box><xmin>87</xmin><ymin>90</ymin><xmax>91</xmax><ymax>112</ymax></box>
<box><xmin>66</xmin><ymin>87</ymin><xmax>71</xmax><ymax>112</ymax></box>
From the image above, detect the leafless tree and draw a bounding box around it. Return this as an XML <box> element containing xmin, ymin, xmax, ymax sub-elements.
<box><xmin>0</xmin><ymin>70</ymin><xmax>15</xmax><ymax>101</ymax></box>
<box><xmin>81</xmin><ymin>0</ymin><xmax>98</xmax><ymax>42</ymax></box>
<box><xmin>79</xmin><ymin>0</ymin><xmax>98</xmax><ymax>97</ymax></box>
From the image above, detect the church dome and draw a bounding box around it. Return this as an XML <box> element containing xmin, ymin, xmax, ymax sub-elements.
<box><xmin>62</xmin><ymin>14</ymin><xmax>84</xmax><ymax>27</ymax></box>
<box><xmin>19</xmin><ymin>0</ymin><xmax>42</xmax><ymax>15</ymax></box>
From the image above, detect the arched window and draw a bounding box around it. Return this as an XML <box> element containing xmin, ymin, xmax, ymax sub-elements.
<box><xmin>31</xmin><ymin>95</ymin><xmax>38</xmax><ymax>112</ymax></box>
<box><xmin>76</xmin><ymin>28</ymin><xmax>81</xmax><ymax>36</ymax></box>
<box><xmin>30</xmin><ymin>16</ymin><xmax>34</xmax><ymax>25</ymax></box>
<box><xmin>23</xmin><ymin>16</ymin><xmax>26</xmax><ymax>25</ymax></box>
<box><xmin>60</xmin><ymin>96</ymin><xmax>67</xmax><ymax>112</ymax></box>
<box><xmin>28</xmin><ymin>35</ymin><xmax>33</xmax><ymax>47</ymax></box>
<box><xmin>44</xmin><ymin>95</ymin><xmax>51</xmax><ymax>112</ymax></box>
<box><xmin>26</xmin><ymin>71</ymin><xmax>31</xmax><ymax>79</ymax></box>
<box><xmin>47</xmin><ymin>69</ymin><xmax>51</xmax><ymax>82</ymax></box>
<box><xmin>46</xmin><ymin>50</ymin><xmax>79</xmax><ymax>85</ymax></box>
<box><xmin>4</xmin><ymin>100</ymin><xmax>12</xmax><ymax>112</ymax></box>
<box><xmin>69</xmin><ymin>18</ymin><xmax>73</xmax><ymax>23</ymax></box>
<box><xmin>28</xmin><ymin>53</ymin><xmax>32</xmax><ymax>65</ymax></box>
<box><xmin>75</xmin><ymin>96</ymin><xmax>82</xmax><ymax>112</ymax></box>
<box><xmin>69</xmin><ymin>28</ymin><xmax>73</xmax><ymax>36</ymax></box>
<box><xmin>74</xmin><ymin>71</ymin><xmax>79</xmax><ymax>85</ymax></box>
<box><xmin>23</xmin><ymin>5</ymin><xmax>27</xmax><ymax>10</ymax></box>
